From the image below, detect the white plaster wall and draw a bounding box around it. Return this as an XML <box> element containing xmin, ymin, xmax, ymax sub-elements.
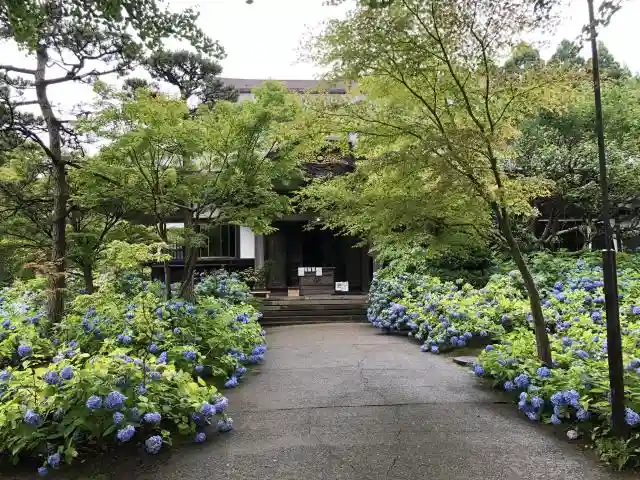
<box><xmin>239</xmin><ymin>226</ymin><xmax>255</xmax><ymax>259</ymax></box>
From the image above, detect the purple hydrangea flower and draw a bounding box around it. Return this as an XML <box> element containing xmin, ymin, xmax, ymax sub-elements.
<box><xmin>430</xmin><ymin>345</ymin><xmax>439</xmax><ymax>354</ymax></box>
<box><xmin>236</xmin><ymin>366</ymin><xmax>247</xmax><ymax>377</ymax></box>
<box><xmin>105</xmin><ymin>391</ymin><xmax>127</xmax><ymax>409</ymax></box>
<box><xmin>116</xmin><ymin>334</ymin><xmax>132</xmax><ymax>344</ymax></box>
<box><xmin>0</xmin><ymin>370</ymin><xmax>11</xmax><ymax>381</ymax></box>
<box><xmin>632</xmin><ymin>305</ymin><xmax>640</xmax><ymax>315</ymax></box>
<box><xmin>143</xmin><ymin>412</ymin><xmax>161</xmax><ymax>424</ymax></box>
<box><xmin>145</xmin><ymin>435</ymin><xmax>163</xmax><ymax>454</ymax></box>
<box><xmin>503</xmin><ymin>381</ymin><xmax>515</xmax><ymax>391</ymax></box>
<box><xmin>113</xmin><ymin>412</ymin><xmax>125</xmax><ymax>424</ymax></box>
<box><xmin>24</xmin><ymin>408</ymin><xmax>42</xmax><ymax>426</ymax></box>
<box><xmin>224</xmin><ymin>376</ymin><xmax>239</xmax><ymax>389</ymax></box>
<box><xmin>575</xmin><ymin>350</ymin><xmax>589</xmax><ymax>360</ymax></box>
<box><xmin>625</xmin><ymin>407</ymin><xmax>640</xmax><ymax>426</ymax></box>
<box><xmin>135</xmin><ymin>384</ymin><xmax>147</xmax><ymax>395</ymax></box>
<box><xmin>43</xmin><ymin>371</ymin><xmax>59</xmax><ymax>385</ymax></box>
<box><xmin>485</xmin><ymin>345</ymin><xmax>494</xmax><ymax>352</ymax></box>
<box><xmin>17</xmin><ymin>344</ymin><xmax>32</xmax><ymax>357</ymax></box>
<box><xmin>550</xmin><ymin>414</ymin><xmax>562</xmax><ymax>425</ymax></box>
<box><xmin>47</xmin><ymin>453</ymin><xmax>60</xmax><ymax>469</ymax></box>
<box><xmin>576</xmin><ymin>408</ymin><xmax>590</xmax><ymax>421</ymax></box>
<box><xmin>195</xmin><ymin>364</ymin><xmax>204</xmax><ymax>373</ymax></box>
<box><xmin>194</xmin><ymin>432</ymin><xmax>206</xmax><ymax>443</ymax></box>
<box><xmin>116</xmin><ymin>425</ymin><xmax>136</xmax><ymax>442</ymax></box>
<box><xmin>536</xmin><ymin>367</ymin><xmax>552</xmax><ymax>378</ymax></box>
<box><xmin>531</xmin><ymin>396</ymin><xmax>544</xmax><ymax>409</ymax></box>
<box><xmin>214</xmin><ymin>396</ymin><xmax>229</xmax><ymax>413</ymax></box>
<box><xmin>86</xmin><ymin>395</ymin><xmax>102</xmax><ymax>409</ymax></box>
<box><xmin>156</xmin><ymin>352</ymin><xmax>168</xmax><ymax>364</ymax></box>
<box><xmin>149</xmin><ymin>371</ymin><xmax>161</xmax><ymax>381</ymax></box>
<box><xmin>473</xmin><ymin>364</ymin><xmax>485</xmax><ymax>377</ymax></box>
<box><xmin>183</xmin><ymin>350</ymin><xmax>197</xmax><ymax>361</ymax></box>
<box><xmin>514</xmin><ymin>373</ymin><xmax>530</xmax><ymax>389</ymax></box>
<box><xmin>217</xmin><ymin>418</ymin><xmax>233</xmax><ymax>433</ymax></box>
<box><xmin>60</xmin><ymin>366</ymin><xmax>73</xmax><ymax>381</ymax></box>
<box><xmin>148</xmin><ymin>343</ymin><xmax>159</xmax><ymax>353</ymax></box>
<box><xmin>199</xmin><ymin>402</ymin><xmax>215</xmax><ymax>417</ymax></box>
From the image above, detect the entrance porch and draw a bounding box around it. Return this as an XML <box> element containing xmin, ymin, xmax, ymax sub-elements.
<box><xmin>255</xmin><ymin>218</ymin><xmax>373</xmax><ymax>295</ymax></box>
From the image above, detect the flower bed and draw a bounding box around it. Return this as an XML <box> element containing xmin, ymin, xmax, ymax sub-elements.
<box><xmin>367</xmin><ymin>253</ymin><xmax>640</xmax><ymax>469</ymax></box>
<box><xmin>0</xmin><ymin>270</ymin><xmax>266</xmax><ymax>476</ymax></box>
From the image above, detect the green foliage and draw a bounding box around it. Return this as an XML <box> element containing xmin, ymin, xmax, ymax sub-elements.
<box><xmin>0</xmin><ymin>256</ymin><xmax>266</xmax><ymax>471</ymax></box>
<box><xmin>369</xmin><ymin>251</ymin><xmax>640</xmax><ymax>468</ymax></box>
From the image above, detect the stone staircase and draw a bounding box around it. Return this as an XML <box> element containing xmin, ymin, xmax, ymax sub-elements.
<box><xmin>259</xmin><ymin>294</ymin><xmax>368</xmax><ymax>326</ymax></box>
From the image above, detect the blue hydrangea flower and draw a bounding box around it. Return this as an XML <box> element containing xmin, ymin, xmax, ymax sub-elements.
<box><xmin>155</xmin><ymin>308</ymin><xmax>163</xmax><ymax>319</ymax></box>
<box><xmin>550</xmin><ymin>414</ymin><xmax>562</xmax><ymax>425</ymax></box>
<box><xmin>503</xmin><ymin>381</ymin><xmax>515</xmax><ymax>391</ymax></box>
<box><xmin>591</xmin><ymin>310</ymin><xmax>603</xmax><ymax>322</ymax></box>
<box><xmin>105</xmin><ymin>391</ymin><xmax>127</xmax><ymax>409</ymax></box>
<box><xmin>17</xmin><ymin>344</ymin><xmax>32</xmax><ymax>357</ymax></box>
<box><xmin>561</xmin><ymin>337</ymin><xmax>573</xmax><ymax>347</ymax></box>
<box><xmin>37</xmin><ymin>466</ymin><xmax>48</xmax><ymax>476</ymax></box>
<box><xmin>113</xmin><ymin>412</ymin><xmax>125</xmax><ymax>424</ymax></box>
<box><xmin>550</xmin><ymin>392</ymin><xmax>566</xmax><ymax>406</ymax></box>
<box><xmin>116</xmin><ymin>334</ymin><xmax>132</xmax><ymax>344</ymax></box>
<box><xmin>514</xmin><ymin>373</ymin><xmax>530</xmax><ymax>389</ymax></box>
<box><xmin>135</xmin><ymin>384</ymin><xmax>147</xmax><ymax>395</ymax></box>
<box><xmin>86</xmin><ymin>395</ymin><xmax>102</xmax><ymax>409</ymax></box>
<box><xmin>156</xmin><ymin>352</ymin><xmax>168</xmax><ymax>364</ymax></box>
<box><xmin>224</xmin><ymin>376</ymin><xmax>239</xmax><ymax>388</ymax></box>
<box><xmin>145</xmin><ymin>435</ymin><xmax>163</xmax><ymax>454</ymax></box>
<box><xmin>47</xmin><ymin>453</ymin><xmax>60</xmax><ymax>469</ymax></box>
<box><xmin>149</xmin><ymin>371</ymin><xmax>161</xmax><ymax>381</ymax></box>
<box><xmin>430</xmin><ymin>345</ymin><xmax>439</xmax><ymax>354</ymax></box>
<box><xmin>195</xmin><ymin>432</ymin><xmax>206</xmax><ymax>443</ymax></box>
<box><xmin>473</xmin><ymin>365</ymin><xmax>485</xmax><ymax>377</ymax></box>
<box><xmin>183</xmin><ymin>350</ymin><xmax>197</xmax><ymax>361</ymax></box>
<box><xmin>24</xmin><ymin>409</ymin><xmax>42</xmax><ymax>426</ymax></box>
<box><xmin>530</xmin><ymin>396</ymin><xmax>544</xmax><ymax>410</ymax></box>
<box><xmin>576</xmin><ymin>408</ymin><xmax>590</xmax><ymax>421</ymax></box>
<box><xmin>214</xmin><ymin>396</ymin><xmax>229</xmax><ymax>413</ymax></box>
<box><xmin>148</xmin><ymin>343</ymin><xmax>159</xmax><ymax>353</ymax></box>
<box><xmin>536</xmin><ymin>367</ymin><xmax>552</xmax><ymax>378</ymax></box>
<box><xmin>485</xmin><ymin>345</ymin><xmax>494</xmax><ymax>352</ymax></box>
<box><xmin>632</xmin><ymin>305</ymin><xmax>640</xmax><ymax>315</ymax></box>
<box><xmin>575</xmin><ymin>350</ymin><xmax>589</xmax><ymax>360</ymax></box>
<box><xmin>625</xmin><ymin>407</ymin><xmax>640</xmax><ymax>426</ymax></box>
<box><xmin>236</xmin><ymin>366</ymin><xmax>247</xmax><ymax>377</ymax></box>
<box><xmin>200</xmin><ymin>402</ymin><xmax>215</xmax><ymax>417</ymax></box>
<box><xmin>43</xmin><ymin>371</ymin><xmax>59</xmax><ymax>385</ymax></box>
<box><xmin>195</xmin><ymin>364</ymin><xmax>204</xmax><ymax>373</ymax></box>
<box><xmin>143</xmin><ymin>412</ymin><xmax>161</xmax><ymax>424</ymax></box>
<box><xmin>173</xmin><ymin>327</ymin><xmax>181</xmax><ymax>335</ymax></box>
<box><xmin>60</xmin><ymin>366</ymin><xmax>73</xmax><ymax>381</ymax></box>
<box><xmin>217</xmin><ymin>418</ymin><xmax>233</xmax><ymax>433</ymax></box>
<box><xmin>116</xmin><ymin>425</ymin><xmax>136</xmax><ymax>442</ymax></box>
<box><xmin>0</xmin><ymin>370</ymin><xmax>11</xmax><ymax>381</ymax></box>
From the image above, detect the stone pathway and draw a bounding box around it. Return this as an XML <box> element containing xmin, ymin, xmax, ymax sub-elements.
<box><xmin>41</xmin><ymin>323</ymin><xmax>632</xmax><ymax>479</ymax></box>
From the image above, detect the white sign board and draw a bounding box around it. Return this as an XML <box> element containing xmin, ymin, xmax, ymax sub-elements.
<box><xmin>335</xmin><ymin>281</ymin><xmax>349</xmax><ymax>292</ymax></box>
<box><xmin>315</xmin><ymin>267</ymin><xmax>323</xmax><ymax>277</ymax></box>
<box><xmin>297</xmin><ymin>267</ymin><xmax>305</xmax><ymax>277</ymax></box>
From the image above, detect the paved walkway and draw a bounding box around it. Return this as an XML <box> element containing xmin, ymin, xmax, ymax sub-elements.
<box><xmin>49</xmin><ymin>323</ymin><xmax>630</xmax><ymax>480</ymax></box>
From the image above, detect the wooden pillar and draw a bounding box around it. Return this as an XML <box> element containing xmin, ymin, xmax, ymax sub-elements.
<box><xmin>254</xmin><ymin>235</ymin><xmax>264</xmax><ymax>269</ymax></box>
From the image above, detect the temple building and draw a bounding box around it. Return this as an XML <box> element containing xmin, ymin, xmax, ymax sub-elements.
<box><xmin>153</xmin><ymin>79</ymin><xmax>375</xmax><ymax>295</ymax></box>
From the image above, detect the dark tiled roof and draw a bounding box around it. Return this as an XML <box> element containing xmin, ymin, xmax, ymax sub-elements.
<box><xmin>220</xmin><ymin>78</ymin><xmax>351</xmax><ymax>94</ymax></box>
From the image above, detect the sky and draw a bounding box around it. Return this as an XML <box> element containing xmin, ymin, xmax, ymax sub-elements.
<box><xmin>184</xmin><ymin>0</ymin><xmax>640</xmax><ymax>79</ymax></box>
<box><xmin>2</xmin><ymin>0</ymin><xmax>639</xmax><ymax>114</ymax></box>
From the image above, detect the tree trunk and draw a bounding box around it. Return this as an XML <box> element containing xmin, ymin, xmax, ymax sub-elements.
<box><xmin>163</xmin><ymin>261</ymin><xmax>172</xmax><ymax>300</ymax></box>
<box><xmin>82</xmin><ymin>262</ymin><xmax>95</xmax><ymax>294</ymax></box>
<box><xmin>179</xmin><ymin>207</ymin><xmax>198</xmax><ymax>302</ymax></box>
<box><xmin>36</xmin><ymin>46</ymin><xmax>67</xmax><ymax>324</ymax></box>
<box><xmin>498</xmin><ymin>206</ymin><xmax>553</xmax><ymax>365</ymax></box>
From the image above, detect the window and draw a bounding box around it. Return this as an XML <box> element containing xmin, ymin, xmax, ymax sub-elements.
<box><xmin>199</xmin><ymin>224</ymin><xmax>237</xmax><ymax>258</ymax></box>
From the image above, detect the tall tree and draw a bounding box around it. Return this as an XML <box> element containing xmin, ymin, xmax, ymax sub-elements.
<box><xmin>138</xmin><ymin>49</ymin><xmax>238</xmax><ymax>299</ymax></box>
<box><xmin>301</xmin><ymin>0</ymin><xmax>573</xmax><ymax>363</ymax></box>
<box><xmin>84</xmin><ymin>82</ymin><xmax>301</xmax><ymax>301</ymax></box>
<box><xmin>0</xmin><ymin>0</ymin><xmax>221</xmax><ymax>322</ymax></box>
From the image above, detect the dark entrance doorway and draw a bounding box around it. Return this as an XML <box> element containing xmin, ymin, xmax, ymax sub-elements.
<box><xmin>265</xmin><ymin>220</ymin><xmax>372</xmax><ymax>293</ymax></box>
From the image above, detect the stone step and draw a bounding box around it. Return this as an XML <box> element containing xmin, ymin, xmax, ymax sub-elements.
<box><xmin>260</xmin><ymin>315</ymin><xmax>368</xmax><ymax>326</ymax></box>
<box><xmin>263</xmin><ymin>298</ymin><xmax>368</xmax><ymax>307</ymax></box>
<box><xmin>262</xmin><ymin>309</ymin><xmax>366</xmax><ymax>318</ymax></box>
<box><xmin>261</xmin><ymin>303</ymin><xmax>366</xmax><ymax>312</ymax></box>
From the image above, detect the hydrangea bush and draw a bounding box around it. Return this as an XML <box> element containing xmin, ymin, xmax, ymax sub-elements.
<box><xmin>368</xmin><ymin>252</ymin><xmax>640</xmax><ymax>469</ymax></box>
<box><xmin>0</xmin><ymin>270</ymin><xmax>266</xmax><ymax>476</ymax></box>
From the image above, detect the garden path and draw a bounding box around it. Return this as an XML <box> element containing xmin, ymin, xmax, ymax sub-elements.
<box><xmin>52</xmin><ymin>323</ymin><xmax>632</xmax><ymax>480</ymax></box>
